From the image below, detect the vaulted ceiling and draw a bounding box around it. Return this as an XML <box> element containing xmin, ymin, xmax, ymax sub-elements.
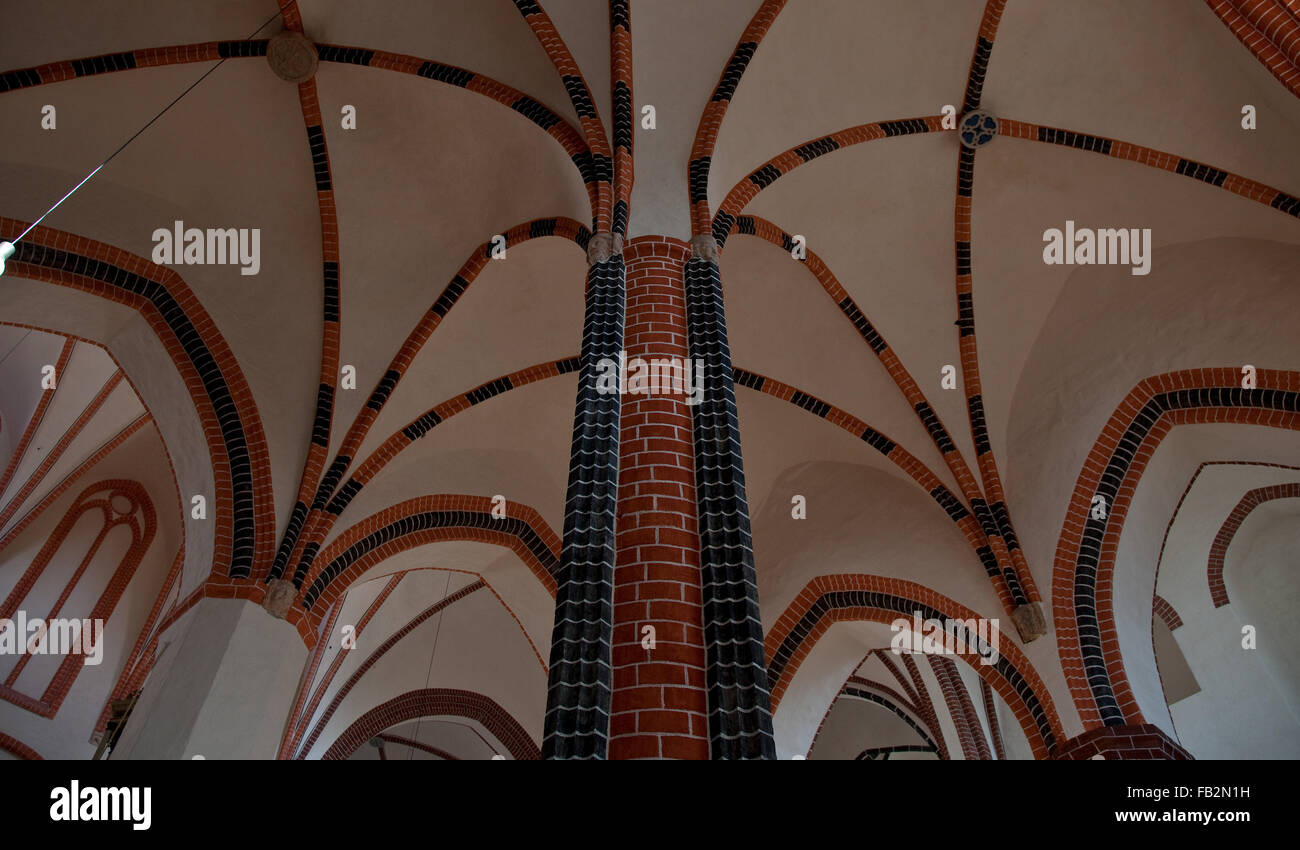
<box><xmin>2</xmin><ymin>0</ymin><xmax>1299</xmax><ymax>760</ymax></box>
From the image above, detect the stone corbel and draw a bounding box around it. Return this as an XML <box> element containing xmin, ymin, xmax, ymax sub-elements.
<box><xmin>689</xmin><ymin>234</ymin><xmax>719</xmax><ymax>263</ymax></box>
<box><xmin>586</xmin><ymin>231</ymin><xmax>624</xmax><ymax>265</ymax></box>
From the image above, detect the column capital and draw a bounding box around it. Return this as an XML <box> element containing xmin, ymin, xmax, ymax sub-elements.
<box><xmin>689</xmin><ymin>234</ymin><xmax>720</xmax><ymax>263</ymax></box>
<box><xmin>262</xmin><ymin>578</ymin><xmax>297</xmax><ymax>619</ymax></box>
<box><xmin>586</xmin><ymin>231</ymin><xmax>624</xmax><ymax>265</ymax></box>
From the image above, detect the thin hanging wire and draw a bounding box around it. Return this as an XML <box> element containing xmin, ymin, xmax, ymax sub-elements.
<box><xmin>410</xmin><ymin>570</ymin><xmax>453</xmax><ymax>760</ymax></box>
<box><xmin>11</xmin><ymin>0</ymin><xmax>299</xmax><ymax>246</ymax></box>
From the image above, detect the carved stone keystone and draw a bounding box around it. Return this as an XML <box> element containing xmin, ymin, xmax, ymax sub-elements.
<box><xmin>267</xmin><ymin>30</ymin><xmax>318</xmax><ymax>83</ymax></box>
<box><xmin>958</xmin><ymin>109</ymin><xmax>998</xmax><ymax>150</ymax></box>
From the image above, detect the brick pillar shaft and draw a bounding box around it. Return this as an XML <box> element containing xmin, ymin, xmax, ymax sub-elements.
<box><xmin>610</xmin><ymin>237</ymin><xmax>710</xmax><ymax>759</ymax></box>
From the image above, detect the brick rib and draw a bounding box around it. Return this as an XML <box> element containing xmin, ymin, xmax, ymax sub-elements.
<box><xmin>322</xmin><ymin>688</ymin><xmax>539</xmax><ymax>760</ymax></box>
<box><xmin>998</xmin><ymin>117</ymin><xmax>1300</xmax><ymax>220</ymax></box>
<box><xmin>729</xmin><ymin>218</ymin><xmax>1019</xmax><ymax>612</ymax></box>
<box><xmin>1207</xmin><ymin>482</ymin><xmax>1300</xmax><ymax>607</ymax></box>
<box><xmin>278</xmin><ymin>220</ymin><xmax>589</xmax><ymax>584</ymax></box>
<box><xmin>763</xmin><ymin>574</ymin><xmax>1061</xmax><ymax>759</ymax></box>
<box><xmin>733</xmin><ymin>366</ymin><xmax>1016</xmax><ymax>614</ymax></box>
<box><xmin>268</xmin><ymin>74</ymin><xmax>344</xmax><ymax>583</ymax></box>
<box><xmin>279</xmin><ymin>573</ymin><xmax>399</xmax><ymax>759</ymax></box>
<box><xmin>2</xmin><ymin>220</ymin><xmax>276</xmax><ymax>582</ymax></box>
<box><xmin>688</xmin><ymin>0</ymin><xmax>788</xmax><ymax>237</ymax></box>
<box><xmin>930</xmin><ymin>655</ymin><xmax>991</xmax><ymax>759</ymax></box>
<box><xmin>299</xmin><ymin>495</ymin><xmax>560</xmax><ymax>622</ymax></box>
<box><xmin>0</xmin><ymin>39</ymin><xmax>600</xmax><ymax>218</ymax></box>
<box><xmin>512</xmin><ymin>0</ymin><xmax>612</xmax><ymax>230</ymax></box>
<box><xmin>296</xmin><ymin>581</ymin><xmax>486</xmax><ymax>758</ymax></box>
<box><xmin>951</xmin><ymin>2</ymin><xmax>1039</xmax><ymax>608</ymax></box>
<box><xmin>285</xmin><ymin>356</ymin><xmax>578</xmax><ymax>593</ymax></box>
<box><xmin>712</xmin><ymin>117</ymin><xmax>947</xmax><ymax>248</ymax></box>
<box><xmin>1051</xmin><ymin>368</ymin><xmax>1300</xmax><ymax>730</ymax></box>
<box><xmin>610</xmin><ymin>0</ymin><xmax>634</xmax><ymax>238</ymax></box>
<box><xmin>0</xmin><ymin>338</ymin><xmax>75</xmax><ymax>504</ymax></box>
<box><xmin>0</xmin><ymin>368</ymin><xmax>123</xmax><ymax>534</ymax></box>
<box><xmin>1207</xmin><ymin>0</ymin><xmax>1300</xmax><ymax>98</ymax></box>
<box><xmin>980</xmin><ymin>677</ymin><xmax>1006</xmax><ymax>759</ymax></box>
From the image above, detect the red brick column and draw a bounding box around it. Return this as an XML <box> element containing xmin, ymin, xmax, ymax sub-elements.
<box><xmin>610</xmin><ymin>236</ymin><xmax>709</xmax><ymax>759</ymax></box>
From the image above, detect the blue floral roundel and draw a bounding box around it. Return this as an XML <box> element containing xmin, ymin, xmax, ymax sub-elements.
<box><xmin>959</xmin><ymin>110</ymin><xmax>998</xmax><ymax>149</ymax></box>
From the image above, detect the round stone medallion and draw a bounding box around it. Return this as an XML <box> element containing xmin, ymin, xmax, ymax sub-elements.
<box><xmin>267</xmin><ymin>30</ymin><xmax>318</xmax><ymax>83</ymax></box>
<box><xmin>959</xmin><ymin>109</ymin><xmax>998</xmax><ymax>149</ymax></box>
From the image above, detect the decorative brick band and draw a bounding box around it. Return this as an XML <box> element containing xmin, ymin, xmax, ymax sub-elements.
<box><xmin>871</xmin><ymin>652</ymin><xmax>921</xmax><ymax>706</ymax></box>
<box><xmin>0</xmin><ymin>42</ymin><xmax>247</xmax><ymax>93</ymax></box>
<box><xmin>279</xmin><ymin>583</ymin><xmax>362</xmax><ymax>757</ymax></box>
<box><xmin>322</xmin><ymin>688</ymin><xmax>540</xmax><ymax>760</ymax></box>
<box><xmin>1149</xmin><ymin>461</ymin><xmax>1300</xmax><ymax>674</ymax></box>
<box><xmin>684</xmin><ymin>254</ymin><xmax>776</xmax><ymax>759</ymax></box>
<box><xmin>0</xmin><ymin>732</ymin><xmax>42</xmax><ymax>760</ymax></box>
<box><xmin>1208</xmin><ymin>482</ymin><xmax>1300</xmax><ymax>607</ymax></box>
<box><xmin>0</xmin><ymin>415</ymin><xmax>150</xmax><ymax>555</ymax></box>
<box><xmin>0</xmin><ymin>325</ymin><xmax>183</xmax><ymax>587</ymax></box>
<box><xmin>313</xmin><ymin>44</ymin><xmax>601</xmax><ymax>218</ymax></box>
<box><xmin>277</xmin><ymin>1</ymin><xmax>306</xmax><ymax>34</ymax></box>
<box><xmin>329</xmin><ymin>358</ymin><xmax>579</xmax><ymax>511</ymax></box>
<box><xmin>949</xmin><ymin>209</ymin><xmax>1038</xmax><ymax>613</ymax></box>
<box><xmin>948</xmin><ymin>5</ymin><xmax>1043</xmax><ymax>623</ymax></box>
<box><xmin>1052</xmin><ymin>368</ymin><xmax>1300</xmax><ymax>730</ymax></box>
